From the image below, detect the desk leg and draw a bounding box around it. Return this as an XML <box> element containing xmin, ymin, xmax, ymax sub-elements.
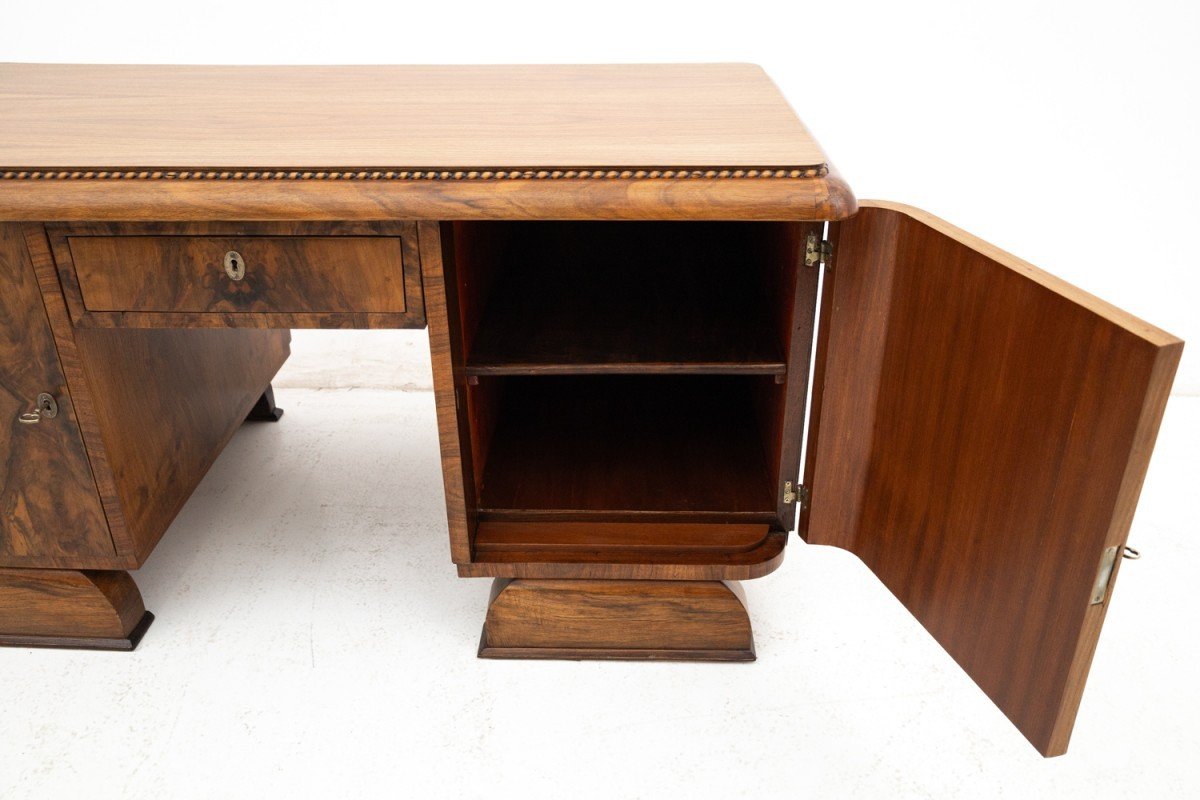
<box><xmin>244</xmin><ymin>383</ymin><xmax>284</xmax><ymax>422</ymax></box>
<box><xmin>0</xmin><ymin>568</ymin><xmax>153</xmax><ymax>651</ymax></box>
<box><xmin>478</xmin><ymin>578</ymin><xmax>755</xmax><ymax>662</ymax></box>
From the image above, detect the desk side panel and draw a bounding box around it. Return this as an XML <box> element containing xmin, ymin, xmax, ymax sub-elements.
<box><xmin>72</xmin><ymin>326</ymin><xmax>290</xmax><ymax>565</ymax></box>
<box><xmin>0</xmin><ymin>223</ymin><xmax>115</xmax><ymax>566</ymax></box>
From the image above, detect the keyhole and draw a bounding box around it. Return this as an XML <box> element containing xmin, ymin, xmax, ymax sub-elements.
<box><xmin>35</xmin><ymin>392</ymin><xmax>58</xmax><ymax>419</ymax></box>
<box><xmin>224</xmin><ymin>251</ymin><xmax>245</xmax><ymax>281</ymax></box>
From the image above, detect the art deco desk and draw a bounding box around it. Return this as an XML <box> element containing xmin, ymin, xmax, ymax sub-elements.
<box><xmin>0</xmin><ymin>64</ymin><xmax>1182</xmax><ymax>756</ymax></box>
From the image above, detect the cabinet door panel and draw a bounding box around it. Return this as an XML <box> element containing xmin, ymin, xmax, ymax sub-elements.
<box><xmin>0</xmin><ymin>224</ymin><xmax>114</xmax><ymax>562</ymax></box>
<box><xmin>803</xmin><ymin>202</ymin><xmax>1181</xmax><ymax>756</ymax></box>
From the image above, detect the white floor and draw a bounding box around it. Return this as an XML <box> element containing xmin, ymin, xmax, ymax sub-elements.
<box><xmin>2</xmin><ymin>382</ymin><xmax>1197</xmax><ymax>798</ymax></box>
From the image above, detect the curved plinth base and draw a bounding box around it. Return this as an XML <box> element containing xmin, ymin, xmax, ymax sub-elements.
<box><xmin>478</xmin><ymin>578</ymin><xmax>755</xmax><ymax>662</ymax></box>
<box><xmin>0</xmin><ymin>568</ymin><xmax>153</xmax><ymax>651</ymax></box>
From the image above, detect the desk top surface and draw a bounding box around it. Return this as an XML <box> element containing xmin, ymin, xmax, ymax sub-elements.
<box><xmin>0</xmin><ymin>63</ymin><xmax>827</xmax><ymax>171</ymax></box>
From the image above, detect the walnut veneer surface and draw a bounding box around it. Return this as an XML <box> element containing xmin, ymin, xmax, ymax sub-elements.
<box><xmin>0</xmin><ymin>63</ymin><xmax>824</xmax><ymax>169</ymax></box>
<box><xmin>0</xmin><ymin>64</ymin><xmax>853</xmax><ymax>221</ymax></box>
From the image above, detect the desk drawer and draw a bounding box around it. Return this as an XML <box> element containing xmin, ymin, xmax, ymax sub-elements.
<box><xmin>69</xmin><ymin>235</ymin><xmax>410</xmax><ymax>316</ymax></box>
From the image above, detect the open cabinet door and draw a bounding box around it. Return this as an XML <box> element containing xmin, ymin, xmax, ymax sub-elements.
<box><xmin>801</xmin><ymin>202</ymin><xmax>1182</xmax><ymax>756</ymax></box>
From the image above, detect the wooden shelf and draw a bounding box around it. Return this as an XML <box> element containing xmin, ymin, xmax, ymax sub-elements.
<box><xmin>464</xmin><ymin>222</ymin><xmax>787</xmax><ymax>376</ymax></box>
<box><xmin>476</xmin><ymin>375</ymin><xmax>777</xmax><ymax>517</ymax></box>
<box><xmin>466</xmin><ymin>521</ymin><xmax>788</xmax><ymax>580</ymax></box>
<box><xmin>474</xmin><ymin>521</ymin><xmax>773</xmax><ymax>555</ymax></box>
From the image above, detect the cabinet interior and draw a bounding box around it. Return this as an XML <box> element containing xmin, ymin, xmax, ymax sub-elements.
<box><xmin>448</xmin><ymin>221</ymin><xmax>811</xmax><ymax>563</ymax></box>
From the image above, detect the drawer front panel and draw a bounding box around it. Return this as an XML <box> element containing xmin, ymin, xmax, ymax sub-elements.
<box><xmin>69</xmin><ymin>235</ymin><xmax>409</xmax><ymax>315</ymax></box>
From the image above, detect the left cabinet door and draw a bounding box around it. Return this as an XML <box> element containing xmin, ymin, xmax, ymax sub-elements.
<box><xmin>0</xmin><ymin>224</ymin><xmax>114</xmax><ymax>563</ymax></box>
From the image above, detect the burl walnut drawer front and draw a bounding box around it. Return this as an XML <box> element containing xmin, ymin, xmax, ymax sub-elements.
<box><xmin>70</xmin><ymin>235</ymin><xmax>408</xmax><ymax>315</ymax></box>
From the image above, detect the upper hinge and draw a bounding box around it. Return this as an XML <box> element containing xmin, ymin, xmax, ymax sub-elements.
<box><xmin>783</xmin><ymin>481</ymin><xmax>809</xmax><ymax>507</ymax></box>
<box><xmin>805</xmin><ymin>233</ymin><xmax>833</xmax><ymax>267</ymax></box>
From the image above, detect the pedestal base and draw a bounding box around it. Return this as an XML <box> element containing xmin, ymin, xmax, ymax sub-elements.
<box><xmin>0</xmin><ymin>568</ymin><xmax>153</xmax><ymax>651</ymax></box>
<box><xmin>478</xmin><ymin>578</ymin><xmax>755</xmax><ymax>662</ymax></box>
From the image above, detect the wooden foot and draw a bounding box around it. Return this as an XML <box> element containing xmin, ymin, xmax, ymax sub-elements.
<box><xmin>245</xmin><ymin>384</ymin><xmax>284</xmax><ymax>422</ymax></box>
<box><xmin>0</xmin><ymin>568</ymin><xmax>153</xmax><ymax>651</ymax></box>
<box><xmin>479</xmin><ymin>578</ymin><xmax>755</xmax><ymax>661</ymax></box>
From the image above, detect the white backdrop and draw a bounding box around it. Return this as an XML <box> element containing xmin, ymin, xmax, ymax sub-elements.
<box><xmin>5</xmin><ymin>0</ymin><xmax>1196</xmax><ymax>394</ymax></box>
<box><xmin>4</xmin><ymin>5</ymin><xmax>1199</xmax><ymax>797</ymax></box>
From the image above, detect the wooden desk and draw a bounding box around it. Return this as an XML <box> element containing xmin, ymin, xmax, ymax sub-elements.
<box><xmin>0</xmin><ymin>63</ymin><xmax>1182</xmax><ymax>757</ymax></box>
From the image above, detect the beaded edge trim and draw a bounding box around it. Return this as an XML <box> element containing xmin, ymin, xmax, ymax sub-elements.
<box><xmin>0</xmin><ymin>166</ymin><xmax>827</xmax><ymax>181</ymax></box>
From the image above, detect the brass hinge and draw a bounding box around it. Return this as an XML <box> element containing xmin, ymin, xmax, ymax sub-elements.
<box><xmin>1089</xmin><ymin>546</ymin><xmax>1119</xmax><ymax>605</ymax></box>
<box><xmin>1089</xmin><ymin>544</ymin><xmax>1142</xmax><ymax>605</ymax></box>
<box><xmin>805</xmin><ymin>233</ymin><xmax>832</xmax><ymax>267</ymax></box>
<box><xmin>783</xmin><ymin>481</ymin><xmax>809</xmax><ymax>507</ymax></box>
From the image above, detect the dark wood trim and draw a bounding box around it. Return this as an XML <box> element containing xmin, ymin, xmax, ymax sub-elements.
<box><xmin>478</xmin><ymin>643</ymin><xmax>754</xmax><ymax>662</ymax></box>
<box><xmin>2</xmin><ymin>166</ymin><xmax>829</xmax><ymax>181</ymax></box>
<box><xmin>0</xmin><ymin>611</ymin><xmax>154</xmax><ymax>651</ymax></box>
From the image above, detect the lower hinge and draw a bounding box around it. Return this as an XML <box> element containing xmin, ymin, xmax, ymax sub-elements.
<box><xmin>805</xmin><ymin>233</ymin><xmax>833</xmax><ymax>267</ymax></box>
<box><xmin>783</xmin><ymin>481</ymin><xmax>809</xmax><ymax>507</ymax></box>
<box><xmin>1089</xmin><ymin>546</ymin><xmax>1119</xmax><ymax>605</ymax></box>
<box><xmin>1089</xmin><ymin>544</ymin><xmax>1142</xmax><ymax>605</ymax></box>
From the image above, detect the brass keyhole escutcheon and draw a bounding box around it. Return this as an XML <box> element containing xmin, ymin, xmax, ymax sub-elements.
<box><xmin>224</xmin><ymin>250</ymin><xmax>246</xmax><ymax>281</ymax></box>
<box><xmin>19</xmin><ymin>392</ymin><xmax>58</xmax><ymax>424</ymax></box>
<box><xmin>37</xmin><ymin>393</ymin><xmax>58</xmax><ymax>418</ymax></box>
